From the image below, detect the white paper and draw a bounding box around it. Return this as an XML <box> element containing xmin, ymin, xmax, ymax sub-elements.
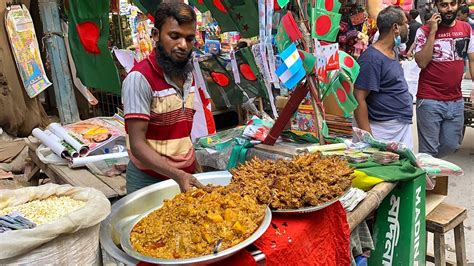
<box><xmin>32</xmin><ymin>128</ymin><xmax>70</xmax><ymax>159</ymax></box>
<box><xmin>69</xmin><ymin>152</ymin><xmax>129</xmax><ymax>168</ymax></box>
<box><xmin>48</xmin><ymin>123</ymin><xmax>89</xmax><ymax>156</ymax></box>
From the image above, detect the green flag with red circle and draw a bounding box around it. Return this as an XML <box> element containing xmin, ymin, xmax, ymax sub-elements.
<box><xmin>330</xmin><ymin>72</ymin><xmax>358</xmax><ymax>117</ymax></box>
<box><xmin>339</xmin><ymin>51</ymin><xmax>360</xmax><ymax>82</ymax></box>
<box><xmin>311</xmin><ymin>7</ymin><xmax>341</xmax><ymax>42</ymax></box>
<box><xmin>316</xmin><ymin>0</ymin><xmax>342</xmax><ymax>14</ymax></box>
<box><xmin>188</xmin><ymin>0</ymin><xmax>209</xmax><ymax>13</ymax></box>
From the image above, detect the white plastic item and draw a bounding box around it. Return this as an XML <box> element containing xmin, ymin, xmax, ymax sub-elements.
<box><xmin>0</xmin><ymin>184</ymin><xmax>111</xmax><ymax>260</ymax></box>
<box><xmin>32</xmin><ymin>128</ymin><xmax>70</xmax><ymax>159</ymax></box>
<box><xmin>69</xmin><ymin>152</ymin><xmax>129</xmax><ymax>168</ymax></box>
<box><xmin>48</xmin><ymin>123</ymin><xmax>90</xmax><ymax>156</ymax></box>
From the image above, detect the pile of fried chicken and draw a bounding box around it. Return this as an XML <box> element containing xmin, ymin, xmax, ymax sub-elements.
<box><xmin>228</xmin><ymin>152</ymin><xmax>353</xmax><ymax>209</ymax></box>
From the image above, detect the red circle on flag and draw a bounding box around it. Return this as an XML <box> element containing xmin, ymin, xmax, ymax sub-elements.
<box><xmin>341</xmin><ymin>80</ymin><xmax>351</xmax><ymax>94</ymax></box>
<box><xmin>316</xmin><ymin>15</ymin><xmax>332</xmax><ymax>36</ymax></box>
<box><xmin>325</xmin><ymin>0</ymin><xmax>334</xmax><ymax>11</ymax></box>
<box><xmin>298</xmin><ymin>51</ymin><xmax>305</xmax><ymax>60</ymax></box>
<box><xmin>343</xmin><ymin>56</ymin><xmax>354</xmax><ymax>68</ymax></box>
<box><xmin>336</xmin><ymin>87</ymin><xmax>347</xmax><ymax>103</ymax></box>
<box><xmin>213</xmin><ymin>0</ymin><xmax>228</xmax><ymax>13</ymax></box>
<box><xmin>211</xmin><ymin>72</ymin><xmax>230</xmax><ymax>87</ymax></box>
<box><xmin>239</xmin><ymin>64</ymin><xmax>257</xmax><ymax>81</ymax></box>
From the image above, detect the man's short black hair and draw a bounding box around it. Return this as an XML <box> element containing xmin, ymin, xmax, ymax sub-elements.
<box><xmin>409</xmin><ymin>9</ymin><xmax>419</xmax><ymax>20</ymax></box>
<box><xmin>458</xmin><ymin>4</ymin><xmax>469</xmax><ymax>14</ymax></box>
<box><xmin>154</xmin><ymin>2</ymin><xmax>196</xmax><ymax>31</ymax></box>
<box><xmin>377</xmin><ymin>6</ymin><xmax>405</xmax><ymax>35</ymax></box>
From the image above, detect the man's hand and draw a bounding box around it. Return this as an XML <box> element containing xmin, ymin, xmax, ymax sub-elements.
<box><xmin>176</xmin><ymin>172</ymin><xmax>204</xmax><ymax>192</ymax></box>
<box><xmin>428</xmin><ymin>13</ymin><xmax>441</xmax><ymax>34</ymax></box>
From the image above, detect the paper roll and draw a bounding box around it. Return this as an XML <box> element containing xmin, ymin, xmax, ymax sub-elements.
<box><xmin>32</xmin><ymin>128</ymin><xmax>71</xmax><ymax>159</ymax></box>
<box><xmin>69</xmin><ymin>152</ymin><xmax>129</xmax><ymax>168</ymax></box>
<box><xmin>48</xmin><ymin>123</ymin><xmax>89</xmax><ymax>156</ymax></box>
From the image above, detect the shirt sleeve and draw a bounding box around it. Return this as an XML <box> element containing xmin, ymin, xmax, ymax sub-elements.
<box><xmin>414</xmin><ymin>28</ymin><xmax>427</xmax><ymax>54</ymax></box>
<box><xmin>122</xmin><ymin>71</ymin><xmax>152</xmax><ymax>120</ymax></box>
<box><xmin>354</xmin><ymin>57</ymin><xmax>381</xmax><ymax>92</ymax></box>
<box><xmin>468</xmin><ymin>26</ymin><xmax>474</xmax><ymax>54</ymax></box>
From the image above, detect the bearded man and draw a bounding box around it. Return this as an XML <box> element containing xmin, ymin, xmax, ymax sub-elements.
<box><xmin>122</xmin><ymin>2</ymin><xmax>203</xmax><ymax>193</ymax></box>
<box><xmin>414</xmin><ymin>0</ymin><xmax>474</xmax><ymax>157</ymax></box>
<box><xmin>354</xmin><ymin>6</ymin><xmax>414</xmax><ymax>148</ymax></box>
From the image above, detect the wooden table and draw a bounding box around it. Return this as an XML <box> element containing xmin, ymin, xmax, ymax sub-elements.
<box><xmin>25</xmin><ymin>138</ymin><xmax>126</xmax><ymax>199</ymax></box>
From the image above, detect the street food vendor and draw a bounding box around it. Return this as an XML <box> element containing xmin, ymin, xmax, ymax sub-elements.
<box><xmin>122</xmin><ymin>2</ymin><xmax>203</xmax><ymax>193</ymax></box>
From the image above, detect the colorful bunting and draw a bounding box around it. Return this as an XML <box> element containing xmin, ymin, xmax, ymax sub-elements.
<box><xmin>321</xmin><ymin>43</ymin><xmax>340</xmax><ymax>71</ymax></box>
<box><xmin>339</xmin><ymin>51</ymin><xmax>360</xmax><ymax>82</ymax></box>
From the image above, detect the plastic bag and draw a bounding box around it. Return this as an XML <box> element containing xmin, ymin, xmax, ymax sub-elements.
<box><xmin>416</xmin><ymin>153</ymin><xmax>464</xmax><ymax>176</ymax></box>
<box><xmin>0</xmin><ymin>184</ymin><xmax>111</xmax><ymax>259</ymax></box>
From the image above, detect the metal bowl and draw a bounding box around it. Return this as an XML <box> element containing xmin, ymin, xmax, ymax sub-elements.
<box><xmin>271</xmin><ymin>188</ymin><xmax>351</xmax><ymax>214</ymax></box>
<box><xmin>99</xmin><ymin>171</ymin><xmax>271</xmax><ymax>265</ymax></box>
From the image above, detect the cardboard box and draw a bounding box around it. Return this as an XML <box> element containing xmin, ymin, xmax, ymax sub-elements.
<box><xmin>426</xmin><ymin>176</ymin><xmax>448</xmax><ymax>215</ymax></box>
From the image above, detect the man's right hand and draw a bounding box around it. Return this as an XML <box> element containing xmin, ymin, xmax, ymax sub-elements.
<box><xmin>176</xmin><ymin>172</ymin><xmax>204</xmax><ymax>192</ymax></box>
<box><xmin>429</xmin><ymin>13</ymin><xmax>441</xmax><ymax>34</ymax></box>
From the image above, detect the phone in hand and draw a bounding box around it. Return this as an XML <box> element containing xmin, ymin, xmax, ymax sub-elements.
<box><xmin>432</xmin><ymin>7</ymin><xmax>441</xmax><ymax>24</ymax></box>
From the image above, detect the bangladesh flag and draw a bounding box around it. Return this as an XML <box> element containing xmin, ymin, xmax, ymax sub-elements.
<box><xmin>275</xmin><ymin>18</ymin><xmax>292</xmax><ymax>53</ymax></box>
<box><xmin>235</xmin><ymin>47</ymin><xmax>268</xmax><ymax>98</ymax></box>
<box><xmin>130</xmin><ymin>0</ymin><xmax>161</xmax><ymax>17</ymax></box>
<box><xmin>67</xmin><ymin>0</ymin><xmax>121</xmax><ymax>94</ymax></box>
<box><xmin>203</xmin><ymin>0</ymin><xmax>259</xmax><ymax>38</ymax></box>
<box><xmin>311</xmin><ymin>7</ymin><xmax>341</xmax><ymax>42</ymax></box>
<box><xmin>199</xmin><ymin>51</ymin><xmax>264</xmax><ymax>108</ymax></box>
<box><xmin>316</xmin><ymin>0</ymin><xmax>342</xmax><ymax>14</ymax></box>
<box><xmin>199</xmin><ymin>55</ymin><xmax>246</xmax><ymax>108</ymax></box>
<box><xmin>298</xmin><ymin>50</ymin><xmax>316</xmax><ymax>75</ymax></box>
<box><xmin>339</xmin><ymin>51</ymin><xmax>360</xmax><ymax>82</ymax></box>
<box><xmin>330</xmin><ymin>72</ymin><xmax>358</xmax><ymax>117</ymax></box>
<box><xmin>188</xmin><ymin>0</ymin><xmax>209</xmax><ymax>13</ymax></box>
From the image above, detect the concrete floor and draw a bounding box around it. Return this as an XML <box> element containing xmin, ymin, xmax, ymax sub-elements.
<box><xmin>411</xmin><ymin>116</ymin><xmax>474</xmax><ymax>263</ymax></box>
<box><xmin>441</xmin><ymin>127</ymin><xmax>474</xmax><ymax>263</ymax></box>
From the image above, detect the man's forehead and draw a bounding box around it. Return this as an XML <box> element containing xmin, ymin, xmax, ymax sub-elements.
<box><xmin>438</xmin><ymin>0</ymin><xmax>457</xmax><ymax>4</ymax></box>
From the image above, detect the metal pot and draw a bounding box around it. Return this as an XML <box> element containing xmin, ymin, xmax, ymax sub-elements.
<box><xmin>99</xmin><ymin>171</ymin><xmax>270</xmax><ymax>265</ymax></box>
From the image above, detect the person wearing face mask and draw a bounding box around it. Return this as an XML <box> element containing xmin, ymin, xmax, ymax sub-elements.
<box><xmin>353</xmin><ymin>6</ymin><xmax>414</xmax><ymax>149</ymax></box>
<box><xmin>121</xmin><ymin>2</ymin><xmax>204</xmax><ymax>193</ymax></box>
<box><xmin>414</xmin><ymin>0</ymin><xmax>474</xmax><ymax>157</ymax></box>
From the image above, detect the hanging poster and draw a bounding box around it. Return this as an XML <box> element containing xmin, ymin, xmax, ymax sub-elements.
<box><xmin>5</xmin><ymin>5</ymin><xmax>52</xmax><ymax>98</ymax></box>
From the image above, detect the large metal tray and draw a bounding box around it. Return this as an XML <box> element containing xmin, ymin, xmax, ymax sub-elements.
<box><xmin>121</xmin><ymin>207</ymin><xmax>271</xmax><ymax>265</ymax></box>
<box><xmin>271</xmin><ymin>188</ymin><xmax>351</xmax><ymax>214</ymax></box>
<box><xmin>100</xmin><ymin>171</ymin><xmax>271</xmax><ymax>265</ymax></box>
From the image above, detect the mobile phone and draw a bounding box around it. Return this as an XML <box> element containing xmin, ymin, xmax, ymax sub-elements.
<box><xmin>432</xmin><ymin>7</ymin><xmax>441</xmax><ymax>24</ymax></box>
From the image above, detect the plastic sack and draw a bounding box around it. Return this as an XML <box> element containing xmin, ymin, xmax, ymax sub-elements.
<box><xmin>0</xmin><ymin>184</ymin><xmax>111</xmax><ymax>259</ymax></box>
<box><xmin>416</xmin><ymin>153</ymin><xmax>464</xmax><ymax>176</ymax></box>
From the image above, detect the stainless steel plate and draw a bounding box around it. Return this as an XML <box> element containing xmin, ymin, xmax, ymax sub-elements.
<box><xmin>271</xmin><ymin>189</ymin><xmax>351</xmax><ymax>214</ymax></box>
<box><xmin>121</xmin><ymin>207</ymin><xmax>271</xmax><ymax>265</ymax></box>
<box><xmin>110</xmin><ymin>171</ymin><xmax>272</xmax><ymax>265</ymax></box>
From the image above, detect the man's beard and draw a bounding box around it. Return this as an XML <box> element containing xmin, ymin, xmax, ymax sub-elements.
<box><xmin>441</xmin><ymin>12</ymin><xmax>456</xmax><ymax>25</ymax></box>
<box><xmin>156</xmin><ymin>43</ymin><xmax>192</xmax><ymax>80</ymax></box>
